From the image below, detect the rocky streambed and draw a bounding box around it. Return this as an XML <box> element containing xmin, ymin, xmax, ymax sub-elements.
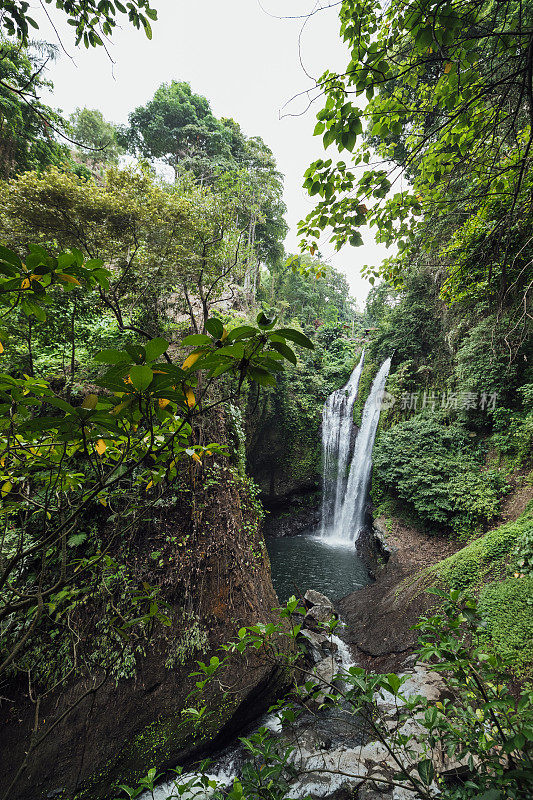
<box><xmin>144</xmin><ymin>582</ymin><xmax>454</xmax><ymax>800</ymax></box>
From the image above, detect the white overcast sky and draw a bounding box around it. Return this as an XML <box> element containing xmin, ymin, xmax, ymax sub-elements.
<box><xmin>36</xmin><ymin>0</ymin><xmax>394</xmax><ymax>309</ymax></box>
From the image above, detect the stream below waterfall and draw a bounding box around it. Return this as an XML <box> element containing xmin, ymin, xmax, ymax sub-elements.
<box><xmin>142</xmin><ymin>629</ymin><xmax>366</xmax><ymax>800</ymax></box>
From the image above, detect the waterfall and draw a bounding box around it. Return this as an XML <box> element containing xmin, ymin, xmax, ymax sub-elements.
<box><xmin>321</xmin><ymin>356</ymin><xmax>391</xmax><ymax>544</ymax></box>
<box><xmin>320</xmin><ymin>351</ymin><xmax>365</xmax><ymax>537</ymax></box>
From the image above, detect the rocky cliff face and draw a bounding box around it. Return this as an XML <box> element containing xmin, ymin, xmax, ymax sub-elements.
<box><xmin>0</xmin><ymin>413</ymin><xmax>291</xmax><ymax>800</ymax></box>
<box><xmin>339</xmin><ymin>516</ymin><xmax>460</xmax><ymax>672</ymax></box>
<box><xmin>244</xmin><ymin>377</ymin><xmax>321</xmax><ymax>504</ymax></box>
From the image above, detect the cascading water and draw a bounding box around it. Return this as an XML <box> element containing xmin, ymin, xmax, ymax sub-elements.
<box><xmin>320</xmin><ymin>351</ymin><xmax>365</xmax><ymax>537</ymax></box>
<box><xmin>322</xmin><ymin>356</ymin><xmax>391</xmax><ymax>544</ymax></box>
<box><xmin>337</xmin><ymin>357</ymin><xmax>391</xmax><ymax>542</ymax></box>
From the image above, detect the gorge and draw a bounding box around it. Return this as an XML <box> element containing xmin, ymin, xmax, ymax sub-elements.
<box><xmin>0</xmin><ymin>1</ymin><xmax>531</xmax><ymax>796</ymax></box>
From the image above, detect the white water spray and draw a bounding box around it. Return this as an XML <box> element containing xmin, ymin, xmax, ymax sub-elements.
<box><xmin>320</xmin><ymin>351</ymin><xmax>365</xmax><ymax>537</ymax></box>
<box><xmin>322</xmin><ymin>356</ymin><xmax>391</xmax><ymax>544</ymax></box>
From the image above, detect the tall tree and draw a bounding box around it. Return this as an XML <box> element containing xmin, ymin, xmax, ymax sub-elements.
<box><xmin>122</xmin><ymin>81</ymin><xmax>234</xmax><ymax>182</ymax></box>
<box><xmin>0</xmin><ymin>39</ymin><xmax>68</xmax><ymax>176</ymax></box>
<box><xmin>69</xmin><ymin>107</ymin><xmax>124</xmax><ymax>176</ymax></box>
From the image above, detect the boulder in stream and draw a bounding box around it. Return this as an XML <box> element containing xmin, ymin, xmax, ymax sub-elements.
<box><xmin>304</xmin><ymin>589</ymin><xmax>336</xmax><ymax>610</ymax></box>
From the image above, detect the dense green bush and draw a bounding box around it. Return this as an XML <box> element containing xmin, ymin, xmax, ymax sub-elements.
<box><xmin>455</xmin><ymin>316</ymin><xmax>521</xmax><ymax>410</ymax></box>
<box><xmin>373</xmin><ymin>415</ymin><xmax>507</xmax><ymax>534</ymax></box>
<box><xmin>478</xmin><ymin>577</ymin><xmax>533</xmax><ymax>672</ymax></box>
<box><xmin>430</xmin><ymin>506</ymin><xmax>533</xmax><ymax>591</ymax></box>
<box><xmin>490</xmin><ymin>404</ymin><xmax>533</xmax><ymax>469</ymax></box>
<box><xmin>416</xmin><ymin>505</ymin><xmax>533</xmax><ymax>671</ymax></box>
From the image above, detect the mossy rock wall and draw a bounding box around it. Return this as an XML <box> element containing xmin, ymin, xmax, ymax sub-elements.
<box><xmin>405</xmin><ymin>502</ymin><xmax>533</xmax><ymax>674</ymax></box>
<box><xmin>0</xmin><ymin>413</ymin><xmax>292</xmax><ymax>800</ymax></box>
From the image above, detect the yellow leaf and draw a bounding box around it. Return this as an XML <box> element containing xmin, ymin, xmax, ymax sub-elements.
<box><xmin>182</xmin><ymin>352</ymin><xmax>202</xmax><ymax>369</ymax></box>
<box><xmin>0</xmin><ymin>341</ymin><xmax>3</xmax><ymax>354</ymax></box>
<box><xmin>98</xmin><ymin>497</ymin><xmax>107</xmax><ymax>507</ymax></box>
<box><xmin>1</xmin><ymin>481</ymin><xmax>12</xmax><ymax>497</ymax></box>
<box><xmin>221</xmin><ymin>328</ymin><xmax>228</xmax><ymax>341</ymax></box>
<box><xmin>444</xmin><ymin>62</ymin><xmax>452</xmax><ymax>73</ymax></box>
<box><xmin>57</xmin><ymin>273</ymin><xmax>82</xmax><ymax>286</ymax></box>
<box><xmin>0</xmin><ymin>456</ymin><xmax>4</xmax><ymax>467</ymax></box>
<box><xmin>185</xmin><ymin>389</ymin><xmax>196</xmax><ymax>408</ymax></box>
<box><xmin>192</xmin><ymin>452</ymin><xmax>202</xmax><ymax>464</ymax></box>
<box><xmin>146</xmin><ymin>480</ymin><xmax>153</xmax><ymax>490</ymax></box>
<box><xmin>95</xmin><ymin>439</ymin><xmax>106</xmax><ymax>455</ymax></box>
<box><xmin>20</xmin><ymin>277</ymin><xmax>30</xmax><ymax>289</ymax></box>
<box><xmin>158</xmin><ymin>398</ymin><xmax>170</xmax><ymax>408</ymax></box>
<box><xmin>82</xmin><ymin>393</ymin><xmax>98</xmax><ymax>409</ymax></box>
<box><xmin>204</xmin><ymin>450</ymin><xmax>212</xmax><ymax>457</ymax></box>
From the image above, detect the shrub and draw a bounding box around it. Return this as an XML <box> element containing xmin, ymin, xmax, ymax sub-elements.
<box><xmin>373</xmin><ymin>415</ymin><xmax>506</xmax><ymax>534</ymax></box>
<box><xmin>478</xmin><ymin>577</ymin><xmax>533</xmax><ymax>672</ymax></box>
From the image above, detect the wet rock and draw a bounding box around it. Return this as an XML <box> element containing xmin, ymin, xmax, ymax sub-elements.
<box><xmin>313</xmin><ymin>656</ymin><xmax>337</xmax><ymax>685</ymax></box>
<box><xmin>392</xmin><ymin>787</ymin><xmax>418</xmax><ymax>800</ymax></box>
<box><xmin>359</xmin><ymin>785</ymin><xmax>393</xmax><ymax>800</ymax></box>
<box><xmin>298</xmin><ymin>630</ymin><xmax>338</xmax><ymax>664</ymax></box>
<box><xmin>304</xmin><ymin>589</ymin><xmax>335</xmax><ymax>610</ymax></box>
<box><xmin>304</xmin><ymin>604</ymin><xmax>337</xmax><ymax>631</ymax></box>
<box><xmin>262</xmin><ymin>505</ymin><xmax>321</xmax><ymax>538</ymax></box>
<box><xmin>364</xmin><ymin>766</ymin><xmax>395</xmax><ymax>795</ymax></box>
<box><xmin>313</xmin><ymin>655</ymin><xmax>344</xmax><ymax>702</ymax></box>
<box><xmin>357</xmin><ymin>741</ymin><xmax>391</xmax><ymax>763</ymax></box>
<box><xmin>376</xmin><ymin>664</ymin><xmax>447</xmax><ymax>714</ymax></box>
<box><xmin>402</xmin><ymin>664</ymin><xmax>446</xmax><ymax>702</ymax></box>
<box><xmin>290</xmin><ymin>746</ymin><xmax>369</xmax><ymax>798</ymax></box>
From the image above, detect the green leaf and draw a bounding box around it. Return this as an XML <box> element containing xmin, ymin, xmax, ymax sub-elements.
<box><xmin>0</xmin><ymin>245</ymin><xmax>22</xmax><ymax>268</ymax></box>
<box><xmin>417</xmin><ymin>759</ymin><xmax>434</xmax><ymax>785</ymax></box>
<box><xmin>205</xmin><ymin>317</ymin><xmax>224</xmax><ymax>339</ymax></box>
<box><xmin>226</xmin><ymin>325</ymin><xmax>258</xmax><ymax>341</ymax></box>
<box><xmin>386</xmin><ymin>673</ymin><xmax>402</xmax><ymax>694</ymax></box>
<box><xmin>125</xmin><ymin>344</ymin><xmax>146</xmax><ymax>364</ymax></box>
<box><xmin>181</xmin><ymin>334</ymin><xmax>212</xmax><ymax>346</ymax></box>
<box><xmin>129</xmin><ymin>365</ymin><xmax>153</xmax><ymax>391</ymax></box>
<box><xmin>217</xmin><ymin>342</ymin><xmax>246</xmax><ymax>358</ymax></box>
<box><xmin>145</xmin><ymin>337</ymin><xmax>169</xmax><ymax>361</ymax></box>
<box><xmin>94</xmin><ymin>349</ymin><xmax>131</xmax><ymax>364</ymax></box>
<box><xmin>249</xmin><ymin>367</ymin><xmax>276</xmax><ymax>387</ymax></box>
<box><xmin>141</xmin><ymin>17</ymin><xmax>152</xmax><ymax>39</ymax></box>
<box><xmin>256</xmin><ymin>311</ymin><xmax>275</xmax><ymax>329</ymax></box>
<box><xmin>269</xmin><ymin>340</ymin><xmax>297</xmax><ymax>365</ymax></box>
<box><xmin>47</xmin><ymin>397</ymin><xmax>75</xmax><ymax>413</ymax></box>
<box><xmin>274</xmin><ymin>328</ymin><xmax>314</xmax><ymax>350</ymax></box>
